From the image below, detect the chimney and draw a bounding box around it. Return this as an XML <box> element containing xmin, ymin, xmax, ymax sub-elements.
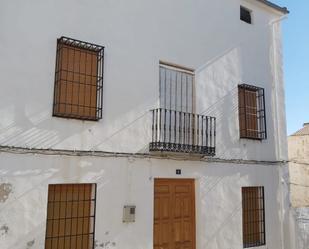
<box><xmin>304</xmin><ymin>123</ymin><xmax>309</xmax><ymax>127</ymax></box>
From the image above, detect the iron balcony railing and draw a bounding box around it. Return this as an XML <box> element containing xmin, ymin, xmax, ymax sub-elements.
<box><xmin>150</xmin><ymin>108</ymin><xmax>216</xmax><ymax>156</ymax></box>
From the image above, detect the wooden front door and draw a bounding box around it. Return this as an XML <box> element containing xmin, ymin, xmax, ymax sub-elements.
<box><xmin>154</xmin><ymin>179</ymin><xmax>196</xmax><ymax>249</ymax></box>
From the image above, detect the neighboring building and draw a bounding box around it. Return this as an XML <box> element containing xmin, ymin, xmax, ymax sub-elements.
<box><xmin>289</xmin><ymin>123</ymin><xmax>309</xmax><ymax>207</ymax></box>
<box><xmin>0</xmin><ymin>1</ymin><xmax>291</xmax><ymax>249</ymax></box>
<box><xmin>288</xmin><ymin>123</ymin><xmax>309</xmax><ymax>249</ymax></box>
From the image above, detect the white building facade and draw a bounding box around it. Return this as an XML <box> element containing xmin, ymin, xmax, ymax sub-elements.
<box><xmin>0</xmin><ymin>0</ymin><xmax>291</xmax><ymax>249</ymax></box>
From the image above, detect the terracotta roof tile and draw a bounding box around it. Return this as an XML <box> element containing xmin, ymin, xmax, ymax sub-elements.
<box><xmin>291</xmin><ymin>123</ymin><xmax>309</xmax><ymax>136</ymax></box>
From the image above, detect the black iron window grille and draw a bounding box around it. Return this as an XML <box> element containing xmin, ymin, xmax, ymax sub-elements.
<box><xmin>159</xmin><ymin>62</ymin><xmax>194</xmax><ymax>113</ymax></box>
<box><xmin>242</xmin><ymin>187</ymin><xmax>266</xmax><ymax>248</ymax></box>
<box><xmin>240</xmin><ymin>6</ymin><xmax>252</xmax><ymax>24</ymax></box>
<box><xmin>53</xmin><ymin>37</ymin><xmax>104</xmax><ymax>121</ymax></box>
<box><xmin>151</xmin><ymin>62</ymin><xmax>216</xmax><ymax>155</ymax></box>
<box><xmin>238</xmin><ymin>84</ymin><xmax>267</xmax><ymax>140</ymax></box>
<box><xmin>150</xmin><ymin>108</ymin><xmax>216</xmax><ymax>156</ymax></box>
<box><xmin>45</xmin><ymin>184</ymin><xmax>97</xmax><ymax>249</ymax></box>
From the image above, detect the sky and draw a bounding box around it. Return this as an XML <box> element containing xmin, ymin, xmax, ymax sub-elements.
<box><xmin>273</xmin><ymin>0</ymin><xmax>309</xmax><ymax>135</ymax></box>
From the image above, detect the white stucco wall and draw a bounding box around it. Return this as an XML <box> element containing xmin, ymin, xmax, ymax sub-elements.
<box><xmin>0</xmin><ymin>0</ymin><xmax>290</xmax><ymax>248</ymax></box>
<box><xmin>0</xmin><ymin>0</ymin><xmax>287</xmax><ymax>161</ymax></box>
<box><xmin>293</xmin><ymin>208</ymin><xmax>309</xmax><ymax>249</ymax></box>
<box><xmin>0</xmin><ymin>151</ymin><xmax>286</xmax><ymax>249</ymax></box>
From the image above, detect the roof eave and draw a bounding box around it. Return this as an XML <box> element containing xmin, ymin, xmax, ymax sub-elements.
<box><xmin>255</xmin><ymin>0</ymin><xmax>289</xmax><ymax>14</ymax></box>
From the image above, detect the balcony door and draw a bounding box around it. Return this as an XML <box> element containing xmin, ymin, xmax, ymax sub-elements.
<box><xmin>159</xmin><ymin>62</ymin><xmax>194</xmax><ymax>113</ymax></box>
<box><xmin>150</xmin><ymin>62</ymin><xmax>215</xmax><ymax>155</ymax></box>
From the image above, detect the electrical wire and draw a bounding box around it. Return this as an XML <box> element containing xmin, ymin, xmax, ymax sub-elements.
<box><xmin>0</xmin><ymin>145</ymin><xmax>287</xmax><ymax>166</ymax></box>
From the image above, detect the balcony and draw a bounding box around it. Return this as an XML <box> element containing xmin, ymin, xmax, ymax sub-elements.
<box><xmin>150</xmin><ymin>108</ymin><xmax>216</xmax><ymax>156</ymax></box>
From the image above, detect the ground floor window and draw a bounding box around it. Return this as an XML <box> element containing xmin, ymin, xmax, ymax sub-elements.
<box><xmin>242</xmin><ymin>186</ymin><xmax>266</xmax><ymax>248</ymax></box>
<box><xmin>45</xmin><ymin>184</ymin><xmax>96</xmax><ymax>249</ymax></box>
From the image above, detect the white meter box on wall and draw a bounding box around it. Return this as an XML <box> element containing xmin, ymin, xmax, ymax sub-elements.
<box><xmin>123</xmin><ymin>205</ymin><xmax>136</xmax><ymax>223</ymax></box>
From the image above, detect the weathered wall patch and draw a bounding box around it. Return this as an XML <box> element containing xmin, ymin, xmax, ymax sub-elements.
<box><xmin>0</xmin><ymin>183</ymin><xmax>12</xmax><ymax>203</ymax></box>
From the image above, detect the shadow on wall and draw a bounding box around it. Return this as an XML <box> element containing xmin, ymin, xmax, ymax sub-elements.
<box><xmin>194</xmin><ymin>164</ymin><xmax>282</xmax><ymax>249</ymax></box>
<box><xmin>0</xmin><ymin>155</ymin><xmax>151</xmax><ymax>249</ymax></box>
<box><xmin>0</xmin><ymin>96</ymin><xmax>155</xmax><ymax>153</ymax></box>
<box><xmin>0</xmin><ymin>159</ymin><xmax>112</xmax><ymax>249</ymax></box>
<box><xmin>201</xmin><ymin>87</ymin><xmax>243</xmax><ymax>160</ymax></box>
<box><xmin>195</xmin><ymin>45</ymin><xmax>275</xmax><ymax>161</ymax></box>
<box><xmin>0</xmin><ymin>155</ymin><xmax>283</xmax><ymax>249</ymax></box>
<box><xmin>0</xmin><ymin>104</ymin><xmax>76</xmax><ymax>148</ymax></box>
<box><xmin>0</xmin><ymin>39</ymin><xmax>245</xmax><ymax>154</ymax></box>
<box><xmin>294</xmin><ymin>208</ymin><xmax>309</xmax><ymax>249</ymax></box>
<box><xmin>195</xmin><ymin>166</ymin><xmax>249</xmax><ymax>249</ymax></box>
<box><xmin>0</xmin><ymin>167</ymin><xmax>57</xmax><ymax>249</ymax></box>
<box><xmin>0</xmin><ymin>26</ymin><xmax>275</xmax><ymax>156</ymax></box>
<box><xmin>194</xmin><ymin>45</ymin><xmax>252</xmax><ymax>161</ymax></box>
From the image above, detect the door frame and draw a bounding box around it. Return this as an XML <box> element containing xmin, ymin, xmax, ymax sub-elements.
<box><xmin>153</xmin><ymin>178</ymin><xmax>196</xmax><ymax>249</ymax></box>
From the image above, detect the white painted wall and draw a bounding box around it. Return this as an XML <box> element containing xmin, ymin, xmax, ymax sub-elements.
<box><xmin>0</xmin><ymin>0</ymin><xmax>287</xmax><ymax>161</ymax></box>
<box><xmin>0</xmin><ymin>0</ymin><xmax>290</xmax><ymax>248</ymax></box>
<box><xmin>293</xmin><ymin>208</ymin><xmax>309</xmax><ymax>249</ymax></box>
<box><xmin>0</xmin><ymin>152</ymin><xmax>286</xmax><ymax>249</ymax></box>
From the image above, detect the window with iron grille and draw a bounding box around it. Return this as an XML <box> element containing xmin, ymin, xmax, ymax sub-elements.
<box><xmin>238</xmin><ymin>84</ymin><xmax>266</xmax><ymax>140</ymax></box>
<box><xmin>240</xmin><ymin>6</ymin><xmax>252</xmax><ymax>24</ymax></box>
<box><xmin>150</xmin><ymin>62</ymin><xmax>216</xmax><ymax>155</ymax></box>
<box><xmin>45</xmin><ymin>184</ymin><xmax>96</xmax><ymax>249</ymax></box>
<box><xmin>242</xmin><ymin>187</ymin><xmax>266</xmax><ymax>248</ymax></box>
<box><xmin>53</xmin><ymin>37</ymin><xmax>104</xmax><ymax>121</ymax></box>
<box><xmin>159</xmin><ymin>61</ymin><xmax>194</xmax><ymax>113</ymax></box>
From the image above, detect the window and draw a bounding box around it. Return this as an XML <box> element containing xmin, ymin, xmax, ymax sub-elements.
<box><xmin>53</xmin><ymin>37</ymin><xmax>104</xmax><ymax>121</ymax></box>
<box><xmin>240</xmin><ymin>6</ymin><xmax>252</xmax><ymax>24</ymax></box>
<box><xmin>238</xmin><ymin>84</ymin><xmax>266</xmax><ymax>140</ymax></box>
<box><xmin>242</xmin><ymin>187</ymin><xmax>266</xmax><ymax>248</ymax></box>
<box><xmin>150</xmin><ymin>61</ymin><xmax>216</xmax><ymax>156</ymax></box>
<box><xmin>159</xmin><ymin>61</ymin><xmax>194</xmax><ymax>113</ymax></box>
<box><xmin>45</xmin><ymin>184</ymin><xmax>96</xmax><ymax>249</ymax></box>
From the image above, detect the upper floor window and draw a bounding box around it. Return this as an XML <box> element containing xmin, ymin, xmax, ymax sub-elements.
<box><xmin>150</xmin><ymin>61</ymin><xmax>216</xmax><ymax>156</ymax></box>
<box><xmin>240</xmin><ymin>6</ymin><xmax>252</xmax><ymax>24</ymax></box>
<box><xmin>159</xmin><ymin>61</ymin><xmax>194</xmax><ymax>113</ymax></box>
<box><xmin>53</xmin><ymin>37</ymin><xmax>104</xmax><ymax>121</ymax></box>
<box><xmin>242</xmin><ymin>186</ymin><xmax>266</xmax><ymax>248</ymax></box>
<box><xmin>238</xmin><ymin>84</ymin><xmax>266</xmax><ymax>140</ymax></box>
